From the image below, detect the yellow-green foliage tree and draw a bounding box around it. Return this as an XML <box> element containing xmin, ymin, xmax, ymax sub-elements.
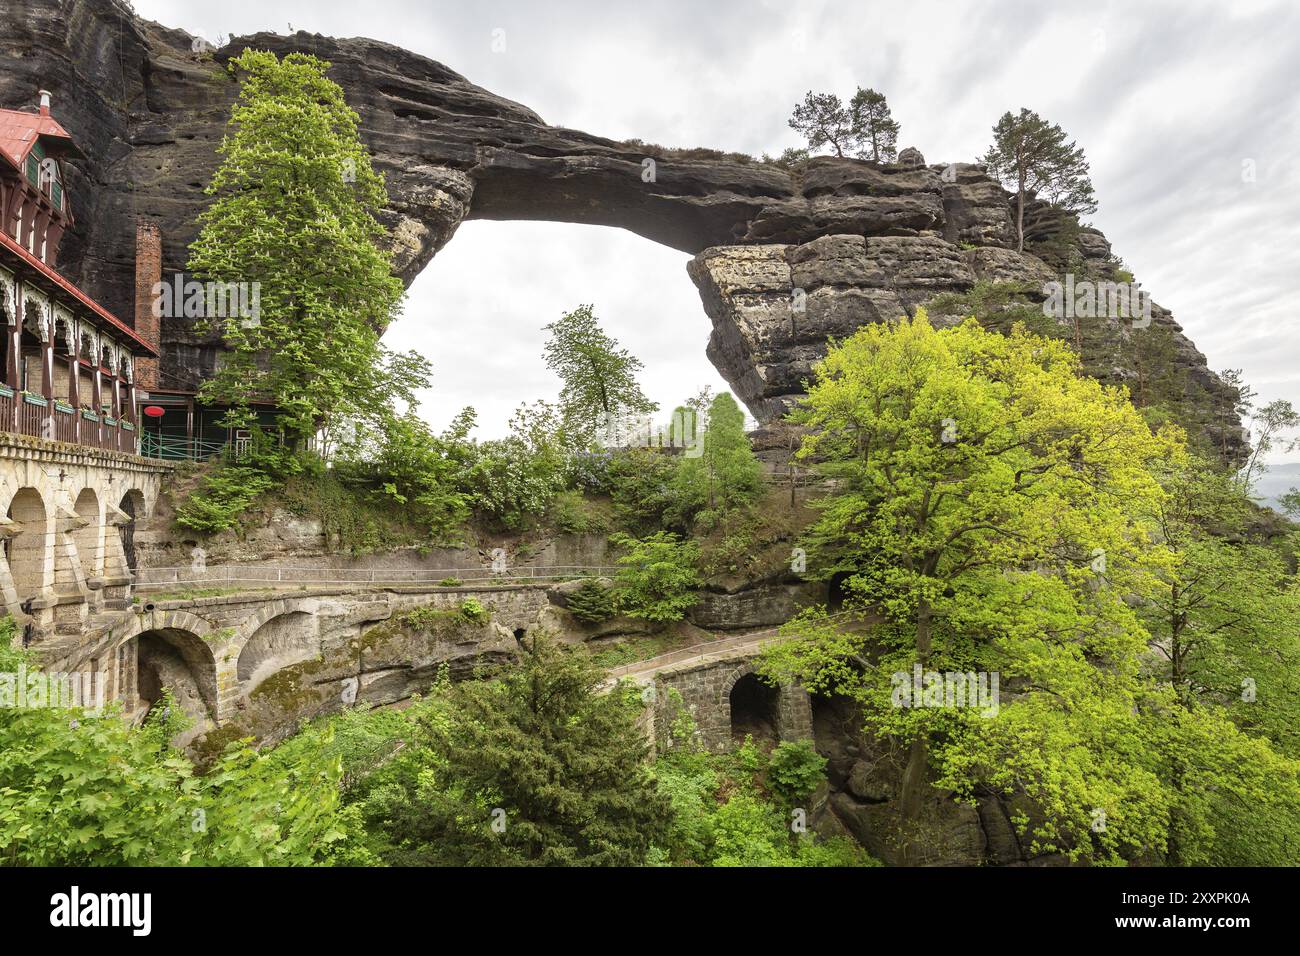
<box><xmin>762</xmin><ymin>311</ymin><xmax>1300</xmax><ymax>864</ymax></box>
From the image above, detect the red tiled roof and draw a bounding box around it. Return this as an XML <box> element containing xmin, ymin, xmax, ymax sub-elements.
<box><xmin>0</xmin><ymin>108</ymin><xmax>78</xmax><ymax>169</ymax></box>
<box><xmin>0</xmin><ymin>228</ymin><xmax>157</xmax><ymax>356</ymax></box>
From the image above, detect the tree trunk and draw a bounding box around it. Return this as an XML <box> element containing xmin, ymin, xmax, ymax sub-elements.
<box><xmin>898</xmin><ymin>599</ymin><xmax>933</xmax><ymax>821</ymax></box>
<box><xmin>1016</xmin><ymin>189</ymin><xmax>1025</xmax><ymax>253</ymax></box>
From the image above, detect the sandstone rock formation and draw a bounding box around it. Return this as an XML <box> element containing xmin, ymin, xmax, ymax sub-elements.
<box><xmin>0</xmin><ymin>0</ymin><xmax>1245</xmax><ymax>460</ymax></box>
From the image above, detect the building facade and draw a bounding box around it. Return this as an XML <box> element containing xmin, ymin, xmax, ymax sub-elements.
<box><xmin>1</xmin><ymin>92</ymin><xmax>158</xmax><ymax>454</ymax></box>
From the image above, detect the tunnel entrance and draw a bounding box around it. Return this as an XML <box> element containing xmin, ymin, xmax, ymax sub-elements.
<box><xmin>729</xmin><ymin>672</ymin><xmax>780</xmax><ymax>743</ymax></box>
<box><xmin>828</xmin><ymin>571</ymin><xmax>854</xmax><ymax>612</ymax></box>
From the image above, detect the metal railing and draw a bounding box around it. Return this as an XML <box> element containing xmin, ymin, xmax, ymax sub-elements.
<box><xmin>139</xmin><ymin>431</ymin><xmax>230</xmax><ymax>461</ymax></box>
<box><xmin>606</xmin><ymin>626</ymin><xmax>789</xmax><ymax>679</ymax></box>
<box><xmin>134</xmin><ymin>563</ymin><xmax>624</xmax><ymax>592</ymax></box>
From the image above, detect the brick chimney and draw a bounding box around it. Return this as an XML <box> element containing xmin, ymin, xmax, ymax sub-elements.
<box><xmin>134</xmin><ymin>220</ymin><xmax>162</xmax><ymax>390</ymax></box>
<box><xmin>39</xmin><ymin>90</ymin><xmax>51</xmax><ymax>116</ymax></box>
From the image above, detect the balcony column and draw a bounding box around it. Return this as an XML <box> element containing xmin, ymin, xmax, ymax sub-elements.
<box><xmin>68</xmin><ymin>320</ymin><xmax>81</xmax><ymax>442</ymax></box>
<box><xmin>123</xmin><ymin>359</ymin><xmax>137</xmax><ymax>454</ymax></box>
<box><xmin>5</xmin><ymin>279</ymin><xmax>18</xmax><ymax>432</ymax></box>
<box><xmin>39</xmin><ymin>303</ymin><xmax>53</xmax><ymax>440</ymax></box>
<box><xmin>91</xmin><ymin>339</ymin><xmax>103</xmax><ymax>449</ymax></box>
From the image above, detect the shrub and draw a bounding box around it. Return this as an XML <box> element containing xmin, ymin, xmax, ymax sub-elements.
<box><xmin>768</xmin><ymin>740</ymin><xmax>828</xmax><ymax>804</ymax></box>
<box><xmin>459</xmin><ymin>597</ymin><xmax>489</xmax><ymax>624</ymax></box>
<box><xmin>610</xmin><ymin>532</ymin><xmax>701</xmax><ymax>622</ymax></box>
<box><xmin>566</xmin><ymin>579</ymin><xmax>619</xmax><ymax>625</ymax></box>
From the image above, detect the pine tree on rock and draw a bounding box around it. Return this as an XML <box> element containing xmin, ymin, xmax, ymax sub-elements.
<box><xmin>981</xmin><ymin>108</ymin><xmax>1098</xmax><ymax>252</ymax></box>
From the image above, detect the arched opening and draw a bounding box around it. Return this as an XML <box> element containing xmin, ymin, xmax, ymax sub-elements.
<box><xmin>6</xmin><ymin>487</ymin><xmax>48</xmax><ymax>603</ymax></box>
<box><xmin>237</xmin><ymin>610</ymin><xmax>319</xmax><ymax>693</ymax></box>
<box><xmin>134</xmin><ymin>627</ymin><xmax>218</xmax><ymax>725</ymax></box>
<box><xmin>386</xmin><ymin>221</ymin><xmax>730</xmax><ymax>439</ymax></box>
<box><xmin>72</xmin><ymin>487</ymin><xmax>100</xmax><ymax>579</ymax></box>
<box><xmin>828</xmin><ymin>571</ymin><xmax>854</xmax><ymax>612</ymax></box>
<box><xmin>117</xmin><ymin>489</ymin><xmax>144</xmax><ymax>574</ymax></box>
<box><xmin>729</xmin><ymin>671</ymin><xmax>780</xmax><ymax>743</ymax></box>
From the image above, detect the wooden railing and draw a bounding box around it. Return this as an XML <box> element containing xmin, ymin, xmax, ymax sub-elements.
<box><xmin>0</xmin><ymin>389</ymin><xmax>140</xmax><ymax>454</ymax></box>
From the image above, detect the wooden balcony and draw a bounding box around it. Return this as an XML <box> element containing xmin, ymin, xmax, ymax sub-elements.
<box><xmin>0</xmin><ymin>385</ymin><xmax>139</xmax><ymax>454</ymax></box>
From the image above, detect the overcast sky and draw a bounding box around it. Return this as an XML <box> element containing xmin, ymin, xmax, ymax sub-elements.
<box><xmin>133</xmin><ymin>0</ymin><xmax>1300</xmax><ymax>461</ymax></box>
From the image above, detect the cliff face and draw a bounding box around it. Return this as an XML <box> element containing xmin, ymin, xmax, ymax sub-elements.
<box><xmin>0</xmin><ymin>0</ymin><xmax>1245</xmax><ymax>461</ymax></box>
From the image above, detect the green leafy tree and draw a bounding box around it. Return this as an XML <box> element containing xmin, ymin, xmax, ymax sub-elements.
<box><xmin>789</xmin><ymin>91</ymin><xmax>854</xmax><ymax>157</ymax></box>
<box><xmin>0</xmin><ymin>637</ymin><xmax>346</xmax><ymax>865</ymax></box>
<box><xmin>610</xmin><ymin>531</ymin><xmax>701</xmax><ymax>622</ymax></box>
<box><xmin>357</xmin><ymin>638</ymin><xmax>672</xmax><ymax>865</ymax></box>
<box><xmin>606</xmin><ymin>447</ymin><xmax>681</xmax><ymax>532</ymax></box>
<box><xmin>1238</xmin><ymin>398</ymin><xmax>1300</xmax><ymax>495</ymax></box>
<box><xmin>764</xmin><ymin>311</ymin><xmax>1180</xmax><ymax>852</ymax></box>
<box><xmin>767</xmin><ymin>740</ymin><xmax>827</xmax><ymax>804</ymax></box>
<box><xmin>543</xmin><ymin>304</ymin><xmax>657</xmax><ymax>442</ymax></box>
<box><xmin>848</xmin><ymin>87</ymin><xmax>900</xmax><ymax>162</ymax></box>
<box><xmin>1140</xmin><ymin>457</ymin><xmax>1300</xmax><ymax>757</ymax></box>
<box><xmin>188</xmin><ymin>49</ymin><xmax>410</xmax><ymax>440</ymax></box>
<box><xmin>670</xmin><ymin>392</ymin><xmax>763</xmax><ymax>530</ymax></box>
<box><xmin>790</xmin><ymin>87</ymin><xmax>901</xmax><ymax>162</ymax></box>
<box><xmin>462</xmin><ymin>401</ymin><xmax>571</xmax><ymax>530</ymax></box>
<box><xmin>335</xmin><ymin>406</ymin><xmax>476</xmax><ymax>541</ymax></box>
<box><xmin>981</xmin><ymin>108</ymin><xmax>1098</xmax><ymax>251</ymax></box>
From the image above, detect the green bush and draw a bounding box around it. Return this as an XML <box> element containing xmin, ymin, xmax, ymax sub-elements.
<box><xmin>566</xmin><ymin>579</ymin><xmax>619</xmax><ymax>624</ymax></box>
<box><xmin>175</xmin><ymin>464</ymin><xmax>276</xmax><ymax>534</ymax></box>
<box><xmin>768</xmin><ymin>740</ymin><xmax>828</xmax><ymax>804</ymax></box>
<box><xmin>610</xmin><ymin>532</ymin><xmax>701</xmax><ymax>622</ymax></box>
<box><xmin>459</xmin><ymin>597</ymin><xmax>489</xmax><ymax>624</ymax></box>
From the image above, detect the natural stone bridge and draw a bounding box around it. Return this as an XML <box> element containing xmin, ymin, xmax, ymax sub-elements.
<box><xmin>3</xmin><ymin>0</ymin><xmax>1244</xmax><ymax>456</ymax></box>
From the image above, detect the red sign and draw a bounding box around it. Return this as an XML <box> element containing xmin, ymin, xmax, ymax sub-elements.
<box><xmin>143</xmin><ymin>405</ymin><xmax>166</xmax><ymax>418</ymax></box>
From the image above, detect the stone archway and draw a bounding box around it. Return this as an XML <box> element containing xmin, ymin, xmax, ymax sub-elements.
<box><xmin>117</xmin><ymin>489</ymin><xmax>144</xmax><ymax>574</ymax></box>
<box><xmin>6</xmin><ymin>487</ymin><xmax>49</xmax><ymax>604</ymax></box>
<box><xmin>72</xmin><ymin>487</ymin><xmax>101</xmax><ymax>580</ymax></box>
<box><xmin>133</xmin><ymin>626</ymin><xmax>218</xmax><ymax>732</ymax></box>
<box><xmin>728</xmin><ymin>670</ymin><xmax>781</xmax><ymax>743</ymax></box>
<box><xmin>236</xmin><ymin>610</ymin><xmax>320</xmax><ymax>694</ymax></box>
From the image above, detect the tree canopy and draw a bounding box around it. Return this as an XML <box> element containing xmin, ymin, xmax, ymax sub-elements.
<box><xmin>789</xmin><ymin>87</ymin><xmax>901</xmax><ymax>162</ymax></box>
<box><xmin>542</xmin><ymin>304</ymin><xmax>657</xmax><ymax>443</ymax></box>
<box><xmin>187</xmin><ymin>49</ymin><xmax>415</xmax><ymax>441</ymax></box>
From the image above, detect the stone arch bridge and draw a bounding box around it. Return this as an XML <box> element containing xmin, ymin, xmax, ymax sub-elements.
<box><xmin>613</xmin><ymin>631</ymin><xmax>815</xmax><ymax>755</ymax></box>
<box><xmin>45</xmin><ymin>581</ymin><xmax>554</xmax><ymax>732</ymax></box>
